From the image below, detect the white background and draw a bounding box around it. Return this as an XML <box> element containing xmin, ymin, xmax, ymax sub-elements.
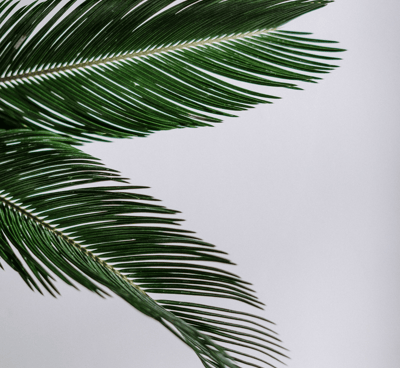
<box><xmin>1</xmin><ymin>1</ymin><xmax>400</xmax><ymax>367</ymax></box>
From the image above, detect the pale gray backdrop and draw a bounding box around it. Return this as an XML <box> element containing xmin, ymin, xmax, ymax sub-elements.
<box><xmin>1</xmin><ymin>1</ymin><xmax>399</xmax><ymax>367</ymax></box>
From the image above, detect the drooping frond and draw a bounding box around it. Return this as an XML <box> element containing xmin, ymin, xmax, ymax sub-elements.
<box><xmin>0</xmin><ymin>129</ymin><xmax>287</xmax><ymax>368</ymax></box>
<box><xmin>0</xmin><ymin>0</ymin><xmax>343</xmax><ymax>141</ymax></box>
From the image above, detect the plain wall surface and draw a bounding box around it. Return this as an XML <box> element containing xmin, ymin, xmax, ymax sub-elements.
<box><xmin>1</xmin><ymin>1</ymin><xmax>399</xmax><ymax>367</ymax></box>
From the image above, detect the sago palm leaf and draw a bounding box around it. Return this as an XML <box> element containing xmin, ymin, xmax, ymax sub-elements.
<box><xmin>0</xmin><ymin>129</ymin><xmax>287</xmax><ymax>368</ymax></box>
<box><xmin>0</xmin><ymin>0</ymin><xmax>343</xmax><ymax>141</ymax></box>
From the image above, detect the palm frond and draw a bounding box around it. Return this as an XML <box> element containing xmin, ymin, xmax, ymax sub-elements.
<box><xmin>0</xmin><ymin>0</ymin><xmax>343</xmax><ymax>141</ymax></box>
<box><xmin>0</xmin><ymin>129</ymin><xmax>287</xmax><ymax>368</ymax></box>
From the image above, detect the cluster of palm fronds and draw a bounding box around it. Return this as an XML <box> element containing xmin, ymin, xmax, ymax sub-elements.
<box><xmin>0</xmin><ymin>1</ymin><xmax>343</xmax><ymax>367</ymax></box>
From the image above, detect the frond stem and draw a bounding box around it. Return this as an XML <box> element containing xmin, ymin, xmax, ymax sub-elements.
<box><xmin>0</xmin><ymin>28</ymin><xmax>274</xmax><ymax>84</ymax></box>
<box><xmin>0</xmin><ymin>194</ymin><xmax>147</xmax><ymax>295</ymax></box>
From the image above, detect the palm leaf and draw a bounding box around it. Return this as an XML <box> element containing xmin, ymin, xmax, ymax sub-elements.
<box><xmin>0</xmin><ymin>129</ymin><xmax>288</xmax><ymax>368</ymax></box>
<box><xmin>0</xmin><ymin>0</ymin><xmax>343</xmax><ymax>141</ymax></box>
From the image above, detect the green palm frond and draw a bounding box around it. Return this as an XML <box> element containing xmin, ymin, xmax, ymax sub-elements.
<box><xmin>0</xmin><ymin>129</ymin><xmax>287</xmax><ymax>368</ymax></box>
<box><xmin>0</xmin><ymin>0</ymin><xmax>343</xmax><ymax>141</ymax></box>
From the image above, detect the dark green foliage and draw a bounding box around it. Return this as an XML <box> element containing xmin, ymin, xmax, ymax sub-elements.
<box><xmin>0</xmin><ymin>129</ymin><xmax>285</xmax><ymax>367</ymax></box>
<box><xmin>0</xmin><ymin>1</ymin><xmax>343</xmax><ymax>367</ymax></box>
<box><xmin>0</xmin><ymin>0</ymin><xmax>342</xmax><ymax>141</ymax></box>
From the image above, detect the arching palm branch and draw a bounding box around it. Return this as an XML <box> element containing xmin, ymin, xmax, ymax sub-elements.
<box><xmin>0</xmin><ymin>1</ymin><xmax>343</xmax><ymax>367</ymax></box>
<box><xmin>0</xmin><ymin>0</ymin><xmax>342</xmax><ymax>141</ymax></box>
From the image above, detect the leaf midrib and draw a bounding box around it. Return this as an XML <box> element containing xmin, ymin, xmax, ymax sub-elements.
<box><xmin>0</xmin><ymin>194</ymin><xmax>147</xmax><ymax>295</ymax></box>
<box><xmin>0</xmin><ymin>28</ymin><xmax>273</xmax><ymax>85</ymax></box>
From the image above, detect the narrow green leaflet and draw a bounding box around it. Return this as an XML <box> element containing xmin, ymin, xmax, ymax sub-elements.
<box><xmin>0</xmin><ymin>130</ymin><xmax>287</xmax><ymax>368</ymax></box>
<box><xmin>0</xmin><ymin>0</ymin><xmax>343</xmax><ymax>141</ymax></box>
